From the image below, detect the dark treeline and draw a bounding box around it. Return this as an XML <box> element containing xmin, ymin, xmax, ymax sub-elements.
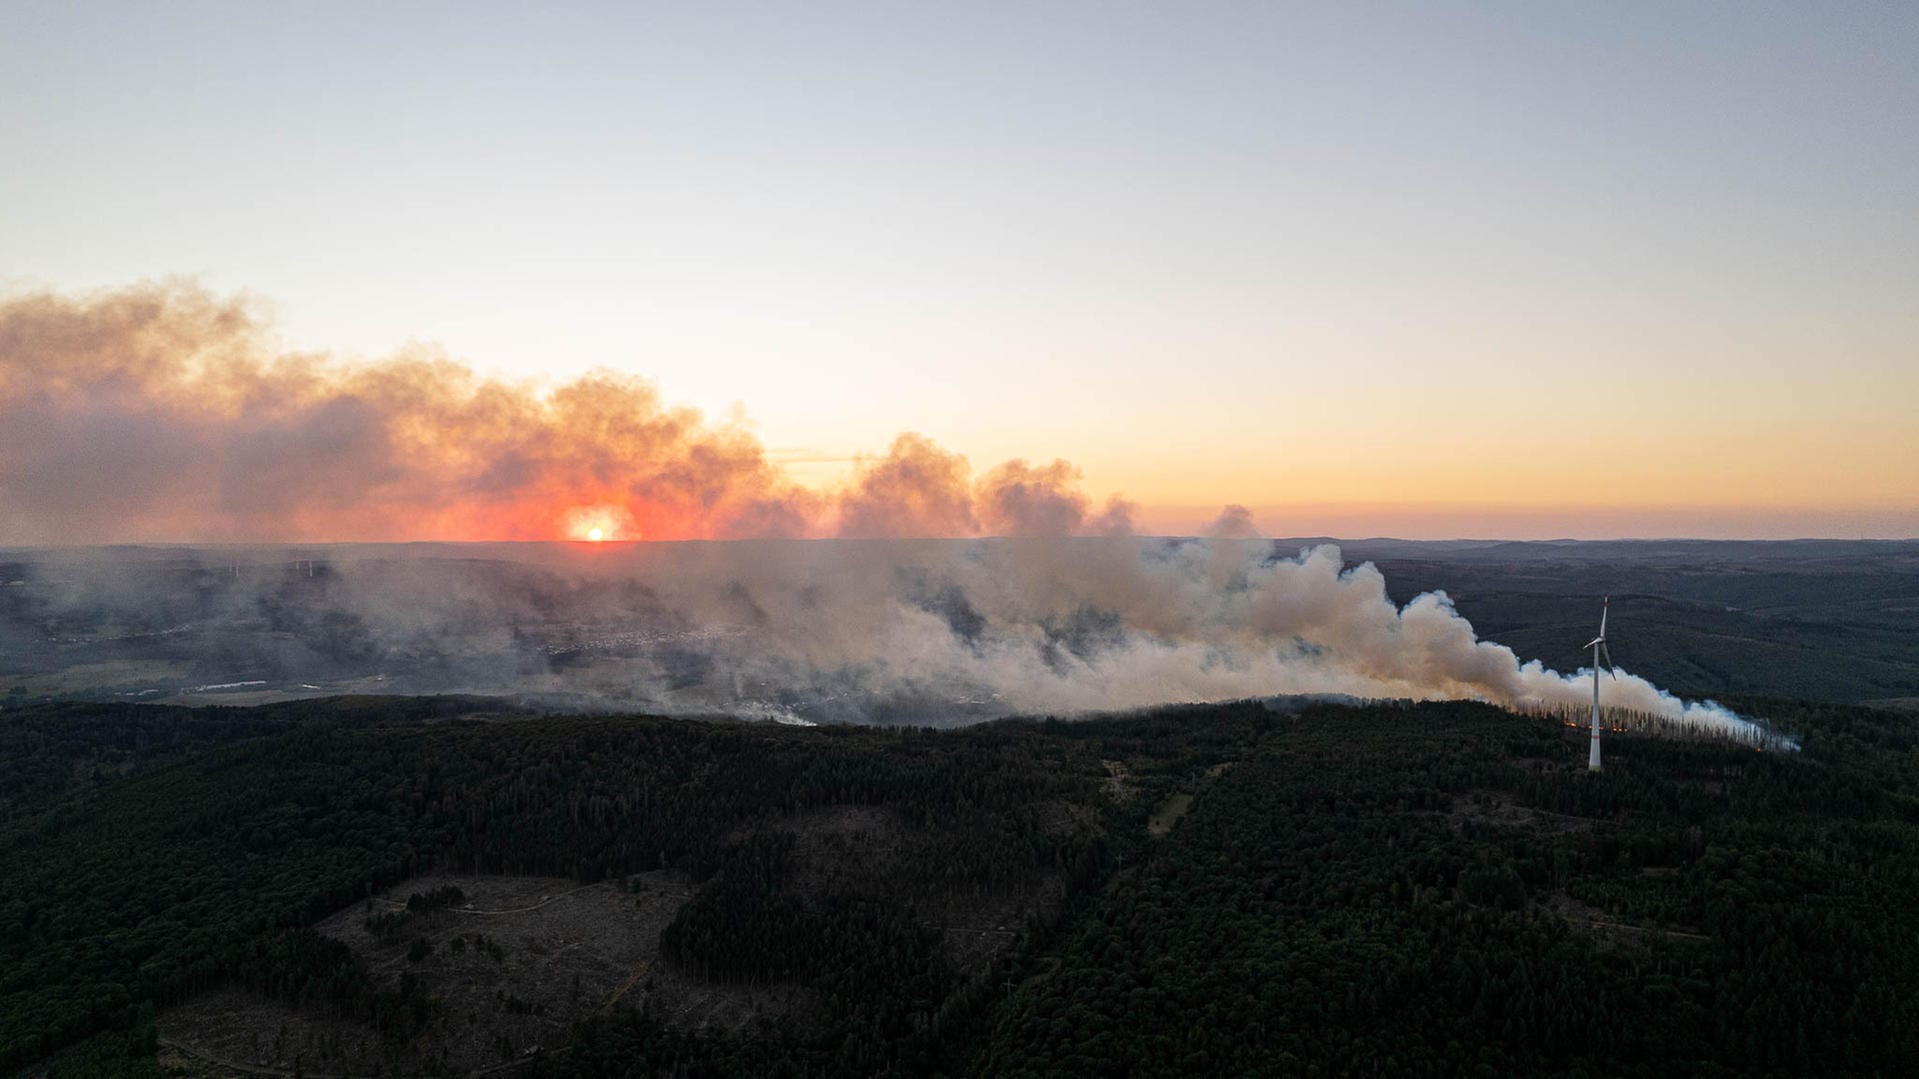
<box><xmin>0</xmin><ymin>695</ymin><xmax>509</xmax><ymax>814</ymax></box>
<box><xmin>967</xmin><ymin>701</ymin><xmax>1919</xmax><ymax>1076</ymax></box>
<box><xmin>2</xmin><ymin>694</ymin><xmax>1916</xmax><ymax>1075</ymax></box>
<box><xmin>0</xmin><ymin>697</ymin><xmax>1123</xmax><ymax>1073</ymax></box>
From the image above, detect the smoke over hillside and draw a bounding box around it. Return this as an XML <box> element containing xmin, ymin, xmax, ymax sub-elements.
<box><xmin>0</xmin><ymin>282</ymin><xmax>1761</xmax><ymax>739</ymax></box>
<box><xmin>3</xmin><ymin>537</ymin><xmax>1762</xmax><ymax>741</ymax></box>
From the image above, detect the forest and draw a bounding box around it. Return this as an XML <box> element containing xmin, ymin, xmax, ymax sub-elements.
<box><xmin>1</xmin><ymin>690</ymin><xmax>1915</xmax><ymax>1076</ymax></box>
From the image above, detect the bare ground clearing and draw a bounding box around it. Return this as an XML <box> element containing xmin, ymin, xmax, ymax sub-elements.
<box><xmin>1539</xmin><ymin>890</ymin><xmax>1711</xmax><ymax>946</ymax></box>
<box><xmin>158</xmin><ymin>796</ymin><xmax>1086</xmax><ymax>1076</ymax></box>
<box><xmin>161</xmin><ymin>870</ymin><xmax>693</xmax><ymax>1077</ymax></box>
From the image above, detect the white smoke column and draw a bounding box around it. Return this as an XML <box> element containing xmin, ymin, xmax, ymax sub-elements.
<box><xmin>0</xmin><ymin>282</ymin><xmax>1799</xmax><ymax>746</ymax></box>
<box><xmin>505</xmin><ymin>536</ymin><xmax>1772</xmax><ymax>742</ymax></box>
<box><xmin>2</xmin><ymin>537</ymin><xmax>1773</xmax><ymax>743</ymax></box>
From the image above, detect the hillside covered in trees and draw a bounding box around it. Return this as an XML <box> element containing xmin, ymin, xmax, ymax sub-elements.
<box><xmin>1</xmin><ymin>692</ymin><xmax>1914</xmax><ymax>1076</ymax></box>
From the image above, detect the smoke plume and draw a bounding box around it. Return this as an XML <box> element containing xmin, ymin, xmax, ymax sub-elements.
<box><xmin>0</xmin><ymin>282</ymin><xmax>1131</xmax><ymax>546</ymax></box>
<box><xmin>0</xmin><ymin>281</ymin><xmax>1763</xmax><ymax>740</ymax></box>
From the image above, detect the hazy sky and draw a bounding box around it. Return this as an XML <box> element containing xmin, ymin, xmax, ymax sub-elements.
<box><xmin>4</xmin><ymin>2</ymin><xmax>1915</xmax><ymax>538</ymax></box>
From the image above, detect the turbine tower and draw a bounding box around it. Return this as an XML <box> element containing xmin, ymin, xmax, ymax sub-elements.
<box><xmin>1585</xmin><ymin>595</ymin><xmax>1615</xmax><ymax>771</ymax></box>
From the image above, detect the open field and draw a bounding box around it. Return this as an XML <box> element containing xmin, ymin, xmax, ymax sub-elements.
<box><xmin>160</xmin><ymin>872</ymin><xmax>692</xmax><ymax>1076</ymax></box>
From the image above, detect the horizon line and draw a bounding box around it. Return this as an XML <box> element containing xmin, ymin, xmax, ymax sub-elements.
<box><xmin>5</xmin><ymin>534</ymin><xmax>1917</xmax><ymax>553</ymax></box>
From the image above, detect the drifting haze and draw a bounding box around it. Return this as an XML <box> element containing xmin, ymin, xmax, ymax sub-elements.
<box><xmin>0</xmin><ymin>282</ymin><xmax>1143</xmax><ymax>546</ymax></box>
<box><xmin>3</xmin><ymin>537</ymin><xmax>1763</xmax><ymax>741</ymax></box>
<box><xmin>0</xmin><ymin>281</ymin><xmax>1770</xmax><ymax>740</ymax></box>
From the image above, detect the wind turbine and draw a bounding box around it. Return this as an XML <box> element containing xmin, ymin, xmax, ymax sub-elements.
<box><xmin>1585</xmin><ymin>595</ymin><xmax>1616</xmax><ymax>771</ymax></box>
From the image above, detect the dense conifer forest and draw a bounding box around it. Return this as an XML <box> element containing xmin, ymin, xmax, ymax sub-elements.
<box><xmin>1</xmin><ymin>692</ymin><xmax>1915</xmax><ymax>1076</ymax></box>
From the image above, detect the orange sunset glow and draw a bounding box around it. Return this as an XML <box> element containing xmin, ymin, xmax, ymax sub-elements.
<box><xmin>2</xmin><ymin>5</ymin><xmax>1914</xmax><ymax>545</ymax></box>
<box><xmin>0</xmin><ymin>277</ymin><xmax>1914</xmax><ymax>545</ymax></box>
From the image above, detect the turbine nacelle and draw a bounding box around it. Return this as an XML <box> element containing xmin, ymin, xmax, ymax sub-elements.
<box><xmin>1588</xmin><ymin>596</ymin><xmax>1617</xmax><ymax>676</ymax></box>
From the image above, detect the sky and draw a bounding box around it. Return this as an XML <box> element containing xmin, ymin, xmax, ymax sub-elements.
<box><xmin>2</xmin><ymin>2</ymin><xmax>1915</xmax><ymax>540</ymax></box>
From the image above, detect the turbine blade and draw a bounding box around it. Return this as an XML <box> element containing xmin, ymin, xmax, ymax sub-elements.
<box><xmin>1602</xmin><ymin>642</ymin><xmax>1617</xmax><ymax>676</ymax></box>
<box><xmin>1584</xmin><ymin>637</ymin><xmax>1603</xmax><ymax>649</ymax></box>
<box><xmin>1599</xmin><ymin>596</ymin><xmax>1608</xmax><ymax>638</ymax></box>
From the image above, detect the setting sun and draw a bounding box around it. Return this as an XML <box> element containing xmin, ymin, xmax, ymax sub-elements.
<box><xmin>560</xmin><ymin>504</ymin><xmax>636</xmax><ymax>543</ymax></box>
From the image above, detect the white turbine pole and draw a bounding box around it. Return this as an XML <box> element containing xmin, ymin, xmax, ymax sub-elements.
<box><xmin>1587</xmin><ymin>596</ymin><xmax>1608</xmax><ymax>772</ymax></box>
